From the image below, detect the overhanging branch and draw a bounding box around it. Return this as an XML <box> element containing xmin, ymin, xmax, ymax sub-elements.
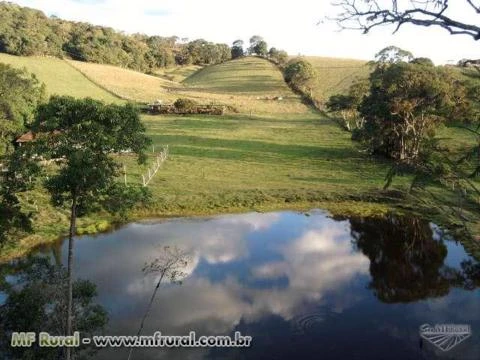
<box><xmin>332</xmin><ymin>0</ymin><xmax>480</xmax><ymax>40</ymax></box>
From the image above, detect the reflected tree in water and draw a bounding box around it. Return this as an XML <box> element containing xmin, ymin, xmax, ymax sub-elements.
<box><xmin>0</xmin><ymin>257</ymin><xmax>108</xmax><ymax>360</ymax></box>
<box><xmin>350</xmin><ymin>216</ymin><xmax>479</xmax><ymax>303</ymax></box>
<box><xmin>128</xmin><ymin>246</ymin><xmax>191</xmax><ymax>360</ymax></box>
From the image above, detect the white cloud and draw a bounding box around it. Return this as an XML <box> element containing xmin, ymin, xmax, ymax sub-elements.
<box><xmin>9</xmin><ymin>0</ymin><xmax>480</xmax><ymax>64</ymax></box>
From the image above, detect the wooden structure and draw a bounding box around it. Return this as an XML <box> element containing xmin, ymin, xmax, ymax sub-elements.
<box><xmin>15</xmin><ymin>131</ymin><xmax>36</xmax><ymax>146</ymax></box>
<box><xmin>147</xmin><ymin>103</ymin><xmax>225</xmax><ymax>115</ymax></box>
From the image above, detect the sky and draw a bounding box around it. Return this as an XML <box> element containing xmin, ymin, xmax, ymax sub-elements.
<box><xmin>8</xmin><ymin>0</ymin><xmax>480</xmax><ymax>64</ymax></box>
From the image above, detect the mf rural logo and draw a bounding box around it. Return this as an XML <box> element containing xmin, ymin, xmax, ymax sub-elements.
<box><xmin>419</xmin><ymin>324</ymin><xmax>471</xmax><ymax>352</ymax></box>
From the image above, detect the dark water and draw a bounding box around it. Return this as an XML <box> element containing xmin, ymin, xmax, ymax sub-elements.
<box><xmin>1</xmin><ymin>211</ymin><xmax>479</xmax><ymax>360</ymax></box>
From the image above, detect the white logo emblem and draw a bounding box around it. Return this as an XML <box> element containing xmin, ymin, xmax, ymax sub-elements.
<box><xmin>420</xmin><ymin>324</ymin><xmax>471</xmax><ymax>352</ymax></box>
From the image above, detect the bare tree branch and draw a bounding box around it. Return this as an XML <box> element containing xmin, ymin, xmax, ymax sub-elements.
<box><xmin>332</xmin><ymin>0</ymin><xmax>480</xmax><ymax>40</ymax></box>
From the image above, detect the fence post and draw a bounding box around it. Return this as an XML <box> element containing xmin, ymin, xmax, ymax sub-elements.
<box><xmin>123</xmin><ymin>164</ymin><xmax>127</xmax><ymax>186</ymax></box>
<box><xmin>142</xmin><ymin>175</ymin><xmax>146</xmax><ymax>187</ymax></box>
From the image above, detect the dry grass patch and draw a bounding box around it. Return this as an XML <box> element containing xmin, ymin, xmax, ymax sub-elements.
<box><xmin>67</xmin><ymin>59</ymin><xmax>179</xmax><ymax>102</ymax></box>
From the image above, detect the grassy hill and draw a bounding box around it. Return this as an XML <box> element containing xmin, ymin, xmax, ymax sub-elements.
<box><xmin>306</xmin><ymin>57</ymin><xmax>370</xmax><ymax>105</ymax></box>
<box><xmin>67</xmin><ymin>59</ymin><xmax>179</xmax><ymax>103</ymax></box>
<box><xmin>155</xmin><ymin>65</ymin><xmax>203</xmax><ymax>82</ymax></box>
<box><xmin>0</xmin><ymin>53</ymin><xmax>121</xmax><ymax>103</ymax></box>
<box><xmin>68</xmin><ymin>57</ymin><xmax>309</xmax><ymax>114</ymax></box>
<box><xmin>183</xmin><ymin>57</ymin><xmax>291</xmax><ymax>95</ymax></box>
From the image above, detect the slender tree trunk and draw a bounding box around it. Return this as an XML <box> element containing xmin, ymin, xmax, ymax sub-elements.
<box><xmin>66</xmin><ymin>194</ymin><xmax>77</xmax><ymax>360</ymax></box>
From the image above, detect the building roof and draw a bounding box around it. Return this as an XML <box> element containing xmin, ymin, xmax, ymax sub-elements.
<box><xmin>16</xmin><ymin>131</ymin><xmax>35</xmax><ymax>143</ymax></box>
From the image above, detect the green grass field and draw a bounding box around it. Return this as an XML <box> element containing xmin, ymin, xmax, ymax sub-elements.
<box><xmin>67</xmin><ymin>56</ymin><xmax>309</xmax><ymax>114</ymax></box>
<box><xmin>184</xmin><ymin>57</ymin><xmax>292</xmax><ymax>95</ymax></box>
<box><xmin>1</xmin><ymin>54</ymin><xmax>478</xmax><ymax>261</ymax></box>
<box><xmin>306</xmin><ymin>57</ymin><xmax>370</xmax><ymax>105</ymax></box>
<box><xmin>0</xmin><ymin>53</ymin><xmax>122</xmax><ymax>103</ymax></box>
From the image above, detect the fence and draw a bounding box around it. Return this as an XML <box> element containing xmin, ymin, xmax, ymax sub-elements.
<box><xmin>140</xmin><ymin>145</ymin><xmax>169</xmax><ymax>187</ymax></box>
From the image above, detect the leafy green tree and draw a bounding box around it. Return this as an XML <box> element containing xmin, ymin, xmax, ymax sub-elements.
<box><xmin>268</xmin><ymin>47</ymin><xmax>288</xmax><ymax>65</ymax></box>
<box><xmin>410</xmin><ymin>57</ymin><xmax>435</xmax><ymax>67</ymax></box>
<box><xmin>248</xmin><ymin>35</ymin><xmax>265</xmax><ymax>55</ymax></box>
<box><xmin>20</xmin><ymin>96</ymin><xmax>150</xmax><ymax>360</ymax></box>
<box><xmin>283</xmin><ymin>58</ymin><xmax>317</xmax><ymax>94</ymax></box>
<box><xmin>231</xmin><ymin>39</ymin><xmax>244</xmax><ymax>59</ymax></box>
<box><xmin>0</xmin><ymin>63</ymin><xmax>45</xmax><ymax>157</ymax></box>
<box><xmin>252</xmin><ymin>40</ymin><xmax>268</xmax><ymax>57</ymax></box>
<box><xmin>0</xmin><ymin>257</ymin><xmax>108</xmax><ymax>360</ymax></box>
<box><xmin>358</xmin><ymin>62</ymin><xmax>469</xmax><ymax>161</ymax></box>
<box><xmin>326</xmin><ymin>78</ymin><xmax>369</xmax><ymax>131</ymax></box>
<box><xmin>373</xmin><ymin>46</ymin><xmax>414</xmax><ymax>65</ymax></box>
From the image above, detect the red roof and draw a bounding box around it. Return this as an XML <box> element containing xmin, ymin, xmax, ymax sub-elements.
<box><xmin>16</xmin><ymin>131</ymin><xmax>35</xmax><ymax>143</ymax></box>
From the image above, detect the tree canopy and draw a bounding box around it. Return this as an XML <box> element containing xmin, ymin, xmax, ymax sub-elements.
<box><xmin>359</xmin><ymin>61</ymin><xmax>470</xmax><ymax>160</ymax></box>
<box><xmin>0</xmin><ymin>2</ymin><xmax>231</xmax><ymax>72</ymax></box>
<box><xmin>0</xmin><ymin>63</ymin><xmax>45</xmax><ymax>157</ymax></box>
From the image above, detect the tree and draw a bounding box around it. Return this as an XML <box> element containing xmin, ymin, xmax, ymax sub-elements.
<box><xmin>248</xmin><ymin>35</ymin><xmax>266</xmax><ymax>55</ymax></box>
<box><xmin>333</xmin><ymin>0</ymin><xmax>480</xmax><ymax>40</ymax></box>
<box><xmin>0</xmin><ymin>257</ymin><xmax>108</xmax><ymax>360</ymax></box>
<box><xmin>252</xmin><ymin>40</ymin><xmax>268</xmax><ymax>57</ymax></box>
<box><xmin>0</xmin><ymin>63</ymin><xmax>45</xmax><ymax>157</ymax></box>
<box><xmin>268</xmin><ymin>47</ymin><xmax>289</xmax><ymax>65</ymax></box>
<box><xmin>358</xmin><ymin>62</ymin><xmax>469</xmax><ymax>161</ymax></box>
<box><xmin>231</xmin><ymin>39</ymin><xmax>244</xmax><ymax>59</ymax></box>
<box><xmin>350</xmin><ymin>215</ymin><xmax>477</xmax><ymax>303</ymax></box>
<box><xmin>410</xmin><ymin>57</ymin><xmax>435</xmax><ymax>67</ymax></box>
<box><xmin>373</xmin><ymin>46</ymin><xmax>413</xmax><ymax>65</ymax></box>
<box><xmin>326</xmin><ymin>78</ymin><xmax>369</xmax><ymax>131</ymax></box>
<box><xmin>283</xmin><ymin>58</ymin><xmax>317</xmax><ymax>94</ymax></box>
<box><xmin>333</xmin><ymin>0</ymin><xmax>480</xmax><ymax>237</ymax></box>
<box><xmin>21</xmin><ymin>96</ymin><xmax>150</xmax><ymax>360</ymax></box>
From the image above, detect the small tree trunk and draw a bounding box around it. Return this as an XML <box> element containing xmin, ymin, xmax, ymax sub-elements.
<box><xmin>65</xmin><ymin>194</ymin><xmax>77</xmax><ymax>360</ymax></box>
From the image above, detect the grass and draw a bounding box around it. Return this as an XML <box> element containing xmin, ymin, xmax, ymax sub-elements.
<box><xmin>305</xmin><ymin>57</ymin><xmax>370</xmax><ymax>105</ymax></box>
<box><xmin>67</xmin><ymin>59</ymin><xmax>178</xmax><ymax>103</ymax></box>
<box><xmin>0</xmin><ymin>55</ymin><xmax>479</xmax><ymax>261</ymax></box>
<box><xmin>2</xmin><ymin>110</ymin><xmax>404</xmax><ymax>261</ymax></box>
<box><xmin>0</xmin><ymin>53</ymin><xmax>122</xmax><ymax>103</ymax></box>
<box><xmin>155</xmin><ymin>65</ymin><xmax>203</xmax><ymax>82</ymax></box>
<box><xmin>183</xmin><ymin>57</ymin><xmax>292</xmax><ymax>95</ymax></box>
<box><xmin>68</xmin><ymin>57</ymin><xmax>309</xmax><ymax>114</ymax></box>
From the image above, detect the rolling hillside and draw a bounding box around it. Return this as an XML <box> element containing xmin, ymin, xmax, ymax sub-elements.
<box><xmin>0</xmin><ymin>53</ymin><xmax>121</xmax><ymax>103</ymax></box>
<box><xmin>68</xmin><ymin>57</ymin><xmax>309</xmax><ymax>114</ymax></box>
<box><xmin>67</xmin><ymin>59</ymin><xmax>179</xmax><ymax>103</ymax></box>
<box><xmin>183</xmin><ymin>57</ymin><xmax>291</xmax><ymax>95</ymax></box>
<box><xmin>155</xmin><ymin>65</ymin><xmax>203</xmax><ymax>82</ymax></box>
<box><xmin>306</xmin><ymin>57</ymin><xmax>370</xmax><ymax>105</ymax></box>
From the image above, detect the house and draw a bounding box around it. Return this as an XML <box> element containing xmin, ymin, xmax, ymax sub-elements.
<box><xmin>15</xmin><ymin>130</ymin><xmax>62</xmax><ymax>147</ymax></box>
<box><xmin>15</xmin><ymin>131</ymin><xmax>36</xmax><ymax>147</ymax></box>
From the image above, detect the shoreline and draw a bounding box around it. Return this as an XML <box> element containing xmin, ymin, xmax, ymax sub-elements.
<box><xmin>3</xmin><ymin>195</ymin><xmax>479</xmax><ymax>264</ymax></box>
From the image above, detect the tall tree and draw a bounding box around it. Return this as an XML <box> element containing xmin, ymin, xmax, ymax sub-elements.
<box><xmin>359</xmin><ymin>61</ymin><xmax>469</xmax><ymax>161</ymax></box>
<box><xmin>231</xmin><ymin>39</ymin><xmax>244</xmax><ymax>59</ymax></box>
<box><xmin>0</xmin><ymin>63</ymin><xmax>45</xmax><ymax>157</ymax></box>
<box><xmin>333</xmin><ymin>0</ymin><xmax>480</xmax><ymax>40</ymax></box>
<box><xmin>248</xmin><ymin>35</ymin><xmax>265</xmax><ymax>55</ymax></box>
<box><xmin>21</xmin><ymin>96</ymin><xmax>150</xmax><ymax>360</ymax></box>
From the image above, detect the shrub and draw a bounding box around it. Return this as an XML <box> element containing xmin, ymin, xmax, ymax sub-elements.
<box><xmin>174</xmin><ymin>98</ymin><xmax>197</xmax><ymax>111</ymax></box>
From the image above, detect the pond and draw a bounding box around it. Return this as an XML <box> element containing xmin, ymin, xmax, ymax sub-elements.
<box><xmin>1</xmin><ymin>210</ymin><xmax>479</xmax><ymax>359</ymax></box>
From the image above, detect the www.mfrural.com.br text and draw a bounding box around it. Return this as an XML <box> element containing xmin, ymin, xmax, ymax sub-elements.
<box><xmin>11</xmin><ymin>331</ymin><xmax>252</xmax><ymax>348</ymax></box>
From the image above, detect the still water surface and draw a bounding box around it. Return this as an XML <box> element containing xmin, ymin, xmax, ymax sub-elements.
<box><xmin>1</xmin><ymin>210</ymin><xmax>479</xmax><ymax>359</ymax></box>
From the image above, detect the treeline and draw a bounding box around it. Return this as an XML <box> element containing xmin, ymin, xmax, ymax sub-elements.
<box><xmin>0</xmin><ymin>2</ymin><xmax>231</xmax><ymax>72</ymax></box>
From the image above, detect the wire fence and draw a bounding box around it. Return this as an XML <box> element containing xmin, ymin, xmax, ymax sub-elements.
<box><xmin>140</xmin><ymin>145</ymin><xmax>169</xmax><ymax>187</ymax></box>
